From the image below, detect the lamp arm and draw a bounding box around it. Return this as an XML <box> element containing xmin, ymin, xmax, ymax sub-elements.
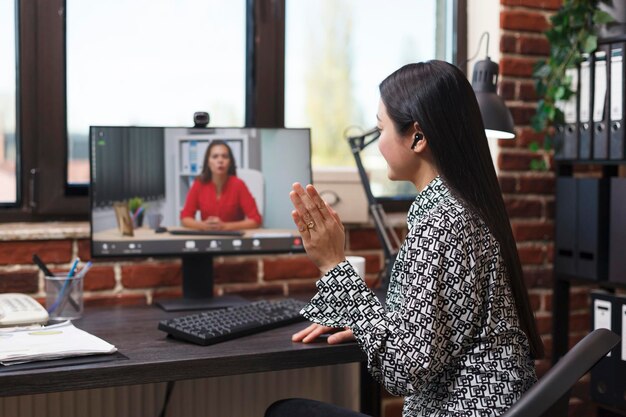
<box><xmin>348</xmin><ymin>133</ymin><xmax>401</xmax><ymax>291</ymax></box>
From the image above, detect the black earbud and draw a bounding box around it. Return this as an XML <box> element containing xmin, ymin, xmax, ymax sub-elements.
<box><xmin>410</xmin><ymin>133</ymin><xmax>424</xmax><ymax>149</ymax></box>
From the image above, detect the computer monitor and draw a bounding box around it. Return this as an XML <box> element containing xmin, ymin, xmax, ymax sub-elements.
<box><xmin>90</xmin><ymin>126</ymin><xmax>311</xmax><ymax>311</ymax></box>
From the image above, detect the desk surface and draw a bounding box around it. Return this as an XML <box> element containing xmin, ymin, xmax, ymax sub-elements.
<box><xmin>0</xmin><ymin>305</ymin><xmax>365</xmax><ymax>397</ymax></box>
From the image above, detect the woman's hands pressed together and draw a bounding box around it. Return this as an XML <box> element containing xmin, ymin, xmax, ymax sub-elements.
<box><xmin>290</xmin><ymin>183</ymin><xmax>346</xmax><ymax>275</ymax></box>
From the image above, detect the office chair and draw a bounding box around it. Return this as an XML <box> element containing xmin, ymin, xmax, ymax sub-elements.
<box><xmin>502</xmin><ymin>327</ymin><xmax>620</xmax><ymax>417</ymax></box>
<box><xmin>237</xmin><ymin>168</ymin><xmax>264</xmax><ymax>215</ymax></box>
<box><xmin>265</xmin><ymin>329</ymin><xmax>620</xmax><ymax>417</ymax></box>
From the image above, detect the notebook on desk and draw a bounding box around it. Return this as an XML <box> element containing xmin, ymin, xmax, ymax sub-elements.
<box><xmin>168</xmin><ymin>230</ymin><xmax>244</xmax><ymax>237</ymax></box>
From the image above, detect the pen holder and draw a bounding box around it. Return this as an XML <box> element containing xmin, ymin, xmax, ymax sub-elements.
<box><xmin>45</xmin><ymin>274</ymin><xmax>84</xmax><ymax>320</ymax></box>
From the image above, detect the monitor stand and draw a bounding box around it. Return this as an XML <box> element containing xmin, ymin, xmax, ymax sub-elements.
<box><xmin>155</xmin><ymin>254</ymin><xmax>249</xmax><ymax>312</ymax></box>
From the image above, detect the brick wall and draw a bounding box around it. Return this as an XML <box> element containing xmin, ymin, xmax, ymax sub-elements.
<box><xmin>0</xmin><ymin>225</ymin><xmax>385</xmax><ymax>307</ymax></box>
<box><xmin>499</xmin><ymin>1</ymin><xmax>594</xmax><ymax>417</ymax></box>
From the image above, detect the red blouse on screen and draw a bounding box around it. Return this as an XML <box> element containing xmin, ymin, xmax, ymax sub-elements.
<box><xmin>180</xmin><ymin>175</ymin><xmax>262</xmax><ymax>225</ymax></box>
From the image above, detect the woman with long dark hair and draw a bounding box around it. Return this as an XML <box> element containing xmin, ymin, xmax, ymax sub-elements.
<box><xmin>267</xmin><ymin>60</ymin><xmax>542</xmax><ymax>417</ymax></box>
<box><xmin>180</xmin><ymin>140</ymin><xmax>262</xmax><ymax>230</ymax></box>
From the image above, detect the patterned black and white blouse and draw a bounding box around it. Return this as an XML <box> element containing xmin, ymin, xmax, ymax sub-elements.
<box><xmin>302</xmin><ymin>176</ymin><xmax>537</xmax><ymax>417</ymax></box>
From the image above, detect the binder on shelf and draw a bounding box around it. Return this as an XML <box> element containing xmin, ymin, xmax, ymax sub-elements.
<box><xmin>609</xmin><ymin>178</ymin><xmax>626</xmax><ymax>284</ymax></box>
<box><xmin>555</xmin><ymin>67</ymin><xmax>579</xmax><ymax>160</ymax></box>
<box><xmin>610</xmin><ymin>47</ymin><xmax>625</xmax><ymax>160</ymax></box>
<box><xmin>590</xmin><ymin>292</ymin><xmax>618</xmax><ymax>407</ymax></box>
<box><xmin>576</xmin><ymin>178</ymin><xmax>609</xmax><ymax>281</ymax></box>
<box><xmin>555</xmin><ymin>178</ymin><xmax>577</xmax><ymax>276</ymax></box>
<box><xmin>579</xmin><ymin>54</ymin><xmax>593</xmax><ymax>160</ymax></box>
<box><xmin>593</xmin><ymin>49</ymin><xmax>609</xmax><ymax>159</ymax></box>
<box><xmin>189</xmin><ymin>140</ymin><xmax>198</xmax><ymax>174</ymax></box>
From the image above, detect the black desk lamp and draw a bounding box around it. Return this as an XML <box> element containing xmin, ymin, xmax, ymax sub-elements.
<box><xmin>348</xmin><ymin>128</ymin><xmax>401</xmax><ymax>296</ymax></box>
<box><xmin>470</xmin><ymin>32</ymin><xmax>516</xmax><ymax>140</ymax></box>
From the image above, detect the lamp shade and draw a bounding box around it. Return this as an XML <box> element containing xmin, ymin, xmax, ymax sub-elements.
<box><xmin>472</xmin><ymin>57</ymin><xmax>515</xmax><ymax>139</ymax></box>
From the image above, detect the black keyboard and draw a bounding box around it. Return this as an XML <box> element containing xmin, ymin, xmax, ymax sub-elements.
<box><xmin>168</xmin><ymin>229</ymin><xmax>244</xmax><ymax>237</ymax></box>
<box><xmin>158</xmin><ymin>298</ymin><xmax>307</xmax><ymax>345</ymax></box>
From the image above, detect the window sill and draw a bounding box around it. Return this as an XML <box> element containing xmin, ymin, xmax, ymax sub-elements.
<box><xmin>0</xmin><ymin>222</ymin><xmax>89</xmax><ymax>241</ymax></box>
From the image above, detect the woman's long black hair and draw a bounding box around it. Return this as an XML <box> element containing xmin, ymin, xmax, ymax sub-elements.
<box><xmin>380</xmin><ymin>60</ymin><xmax>544</xmax><ymax>359</ymax></box>
<box><xmin>197</xmin><ymin>140</ymin><xmax>237</xmax><ymax>183</ymax></box>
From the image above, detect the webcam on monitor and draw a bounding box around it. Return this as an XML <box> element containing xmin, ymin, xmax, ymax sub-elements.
<box><xmin>193</xmin><ymin>111</ymin><xmax>210</xmax><ymax>128</ymax></box>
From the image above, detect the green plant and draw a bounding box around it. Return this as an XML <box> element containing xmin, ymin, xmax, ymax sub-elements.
<box><xmin>530</xmin><ymin>0</ymin><xmax>613</xmax><ymax>170</ymax></box>
<box><xmin>128</xmin><ymin>196</ymin><xmax>144</xmax><ymax>214</ymax></box>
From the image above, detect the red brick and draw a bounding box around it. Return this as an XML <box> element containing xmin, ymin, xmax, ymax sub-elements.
<box><xmin>498</xmin><ymin>151</ymin><xmax>538</xmax><ymax>171</ymax></box>
<box><xmin>77</xmin><ymin>239</ymin><xmax>91</xmax><ymax>260</ymax></box>
<box><xmin>508</xmin><ymin>104</ymin><xmax>537</xmax><ymax>125</ymax></box>
<box><xmin>500</xmin><ymin>33</ymin><xmax>518</xmax><ymax>53</ymax></box>
<box><xmin>545</xmin><ymin>200</ymin><xmax>555</xmax><ymax>219</ymax></box>
<box><xmin>497</xmin><ymin>136</ymin><xmax>518</xmax><ymax>148</ymax></box>
<box><xmin>500</xmin><ymin>79</ymin><xmax>516</xmax><ymax>101</ymax></box>
<box><xmin>570</xmin><ymin>311</ymin><xmax>591</xmax><ymax>332</ymax></box>
<box><xmin>263</xmin><ymin>257</ymin><xmax>320</xmax><ymax>280</ymax></box>
<box><xmin>523</xmin><ymin>267</ymin><xmax>553</xmax><ymax>288</ymax></box>
<box><xmin>570</xmin><ymin>290</ymin><xmax>591</xmax><ymax>310</ymax></box>
<box><xmin>504</xmin><ymin>198</ymin><xmax>543</xmax><ymax>218</ymax></box>
<box><xmin>85</xmin><ymin>293</ymin><xmax>147</xmax><ymax>307</ymax></box>
<box><xmin>121</xmin><ymin>262</ymin><xmax>182</xmax><ymax>288</ymax></box>
<box><xmin>214</xmin><ymin>260</ymin><xmax>258</xmax><ymax>284</ymax></box>
<box><xmin>501</xmin><ymin>57</ymin><xmax>538</xmax><ymax>77</ymax></box>
<box><xmin>512</xmin><ymin>222</ymin><xmax>554</xmax><ymax>241</ymax></box>
<box><xmin>518</xmin><ymin>176</ymin><xmax>555</xmax><ymax>194</ymax></box>
<box><xmin>221</xmin><ymin>283</ymin><xmax>284</xmax><ymax>297</ymax></box>
<box><xmin>500</xmin><ymin>0</ymin><xmax>562</xmax><ymax>10</ymax></box>
<box><xmin>500</xmin><ymin>10</ymin><xmax>549</xmax><ymax>32</ymax></box>
<box><xmin>519</xmin><ymin>35</ymin><xmax>550</xmax><ymax>56</ymax></box>
<box><xmin>546</xmin><ymin>243</ymin><xmax>554</xmax><ymax>263</ymax></box>
<box><xmin>0</xmin><ymin>240</ymin><xmax>72</xmax><ymax>265</ymax></box>
<box><xmin>535</xmin><ymin>314</ymin><xmax>552</xmax><ymax>334</ymax></box>
<box><xmin>515</xmin><ymin>127</ymin><xmax>545</xmax><ymax>147</ymax></box>
<box><xmin>348</xmin><ymin>228</ymin><xmax>382</xmax><ymax>250</ymax></box>
<box><xmin>83</xmin><ymin>265</ymin><xmax>115</xmax><ymax>291</ymax></box>
<box><xmin>534</xmin><ymin>358</ymin><xmax>551</xmax><ymax>379</ymax></box>
<box><xmin>518</xmin><ymin>81</ymin><xmax>538</xmax><ymax>101</ymax></box>
<box><xmin>359</xmin><ymin>253</ymin><xmax>382</xmax><ymax>275</ymax></box>
<box><xmin>499</xmin><ymin>176</ymin><xmax>517</xmax><ymax>193</ymax></box>
<box><xmin>0</xmin><ymin>270</ymin><xmax>39</xmax><ymax>293</ymax></box>
<box><xmin>518</xmin><ymin>246</ymin><xmax>544</xmax><ymax>265</ymax></box>
<box><xmin>528</xmin><ymin>292</ymin><xmax>541</xmax><ymax>311</ymax></box>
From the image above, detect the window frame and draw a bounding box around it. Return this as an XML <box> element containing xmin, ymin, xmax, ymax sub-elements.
<box><xmin>1</xmin><ymin>0</ymin><xmax>465</xmax><ymax>221</ymax></box>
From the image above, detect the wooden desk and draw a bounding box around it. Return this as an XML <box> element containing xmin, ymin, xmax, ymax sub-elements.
<box><xmin>0</xmin><ymin>305</ymin><xmax>377</xmax><ymax>413</ymax></box>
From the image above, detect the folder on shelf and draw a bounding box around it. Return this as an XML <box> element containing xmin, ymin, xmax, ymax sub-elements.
<box><xmin>576</xmin><ymin>178</ymin><xmax>609</xmax><ymax>281</ymax></box>
<box><xmin>555</xmin><ymin>178</ymin><xmax>577</xmax><ymax>276</ymax></box>
<box><xmin>555</xmin><ymin>67</ymin><xmax>579</xmax><ymax>160</ymax></box>
<box><xmin>579</xmin><ymin>54</ymin><xmax>593</xmax><ymax>159</ymax></box>
<box><xmin>189</xmin><ymin>140</ymin><xmax>198</xmax><ymax>174</ymax></box>
<box><xmin>590</xmin><ymin>292</ymin><xmax>618</xmax><ymax>407</ymax></box>
<box><xmin>593</xmin><ymin>50</ymin><xmax>609</xmax><ymax>159</ymax></box>
<box><xmin>610</xmin><ymin>47</ymin><xmax>625</xmax><ymax>160</ymax></box>
<box><xmin>609</xmin><ymin>178</ymin><xmax>626</xmax><ymax>284</ymax></box>
<box><xmin>181</xmin><ymin>141</ymin><xmax>190</xmax><ymax>173</ymax></box>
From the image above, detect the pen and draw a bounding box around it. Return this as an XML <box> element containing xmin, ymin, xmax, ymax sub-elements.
<box><xmin>34</xmin><ymin>253</ymin><xmax>80</xmax><ymax>311</ymax></box>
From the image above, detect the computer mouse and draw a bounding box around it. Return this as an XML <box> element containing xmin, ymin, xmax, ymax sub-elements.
<box><xmin>155</xmin><ymin>226</ymin><xmax>168</xmax><ymax>233</ymax></box>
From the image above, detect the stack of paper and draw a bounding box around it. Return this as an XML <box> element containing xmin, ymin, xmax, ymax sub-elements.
<box><xmin>0</xmin><ymin>321</ymin><xmax>117</xmax><ymax>365</ymax></box>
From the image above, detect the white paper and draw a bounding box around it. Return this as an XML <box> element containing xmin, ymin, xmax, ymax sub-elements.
<box><xmin>0</xmin><ymin>321</ymin><xmax>117</xmax><ymax>365</ymax></box>
<box><xmin>593</xmin><ymin>52</ymin><xmax>608</xmax><ymax>122</ymax></box>
<box><xmin>563</xmin><ymin>67</ymin><xmax>578</xmax><ymax>124</ymax></box>
<box><xmin>622</xmin><ymin>305</ymin><xmax>626</xmax><ymax>361</ymax></box>
<box><xmin>580</xmin><ymin>58</ymin><xmax>591</xmax><ymax>123</ymax></box>
<box><xmin>594</xmin><ymin>299</ymin><xmax>612</xmax><ymax>357</ymax></box>
<box><xmin>611</xmin><ymin>49</ymin><xmax>623</xmax><ymax>121</ymax></box>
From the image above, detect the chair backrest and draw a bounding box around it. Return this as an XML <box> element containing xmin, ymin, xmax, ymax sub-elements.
<box><xmin>237</xmin><ymin>168</ymin><xmax>264</xmax><ymax>215</ymax></box>
<box><xmin>501</xmin><ymin>328</ymin><xmax>621</xmax><ymax>417</ymax></box>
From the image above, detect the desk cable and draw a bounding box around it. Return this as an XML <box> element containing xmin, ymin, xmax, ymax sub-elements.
<box><xmin>159</xmin><ymin>380</ymin><xmax>176</xmax><ymax>417</ymax></box>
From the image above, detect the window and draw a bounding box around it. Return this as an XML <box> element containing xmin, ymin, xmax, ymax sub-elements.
<box><xmin>0</xmin><ymin>0</ymin><xmax>17</xmax><ymax>205</ymax></box>
<box><xmin>66</xmin><ymin>0</ymin><xmax>246</xmax><ymax>187</ymax></box>
<box><xmin>285</xmin><ymin>0</ymin><xmax>459</xmax><ymax>199</ymax></box>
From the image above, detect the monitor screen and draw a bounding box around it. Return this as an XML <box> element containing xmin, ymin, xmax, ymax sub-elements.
<box><xmin>90</xmin><ymin>126</ymin><xmax>311</xmax><ymax>310</ymax></box>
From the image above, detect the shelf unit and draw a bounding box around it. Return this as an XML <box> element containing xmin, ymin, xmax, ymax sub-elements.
<box><xmin>552</xmin><ymin>34</ymin><xmax>626</xmax><ymax>415</ymax></box>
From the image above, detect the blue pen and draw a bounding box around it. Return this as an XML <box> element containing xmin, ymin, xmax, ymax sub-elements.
<box><xmin>48</xmin><ymin>258</ymin><xmax>81</xmax><ymax>314</ymax></box>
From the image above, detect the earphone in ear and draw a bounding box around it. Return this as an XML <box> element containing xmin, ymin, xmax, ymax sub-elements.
<box><xmin>410</xmin><ymin>133</ymin><xmax>424</xmax><ymax>149</ymax></box>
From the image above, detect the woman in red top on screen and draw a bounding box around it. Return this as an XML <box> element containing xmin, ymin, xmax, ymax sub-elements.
<box><xmin>180</xmin><ymin>140</ymin><xmax>262</xmax><ymax>231</ymax></box>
